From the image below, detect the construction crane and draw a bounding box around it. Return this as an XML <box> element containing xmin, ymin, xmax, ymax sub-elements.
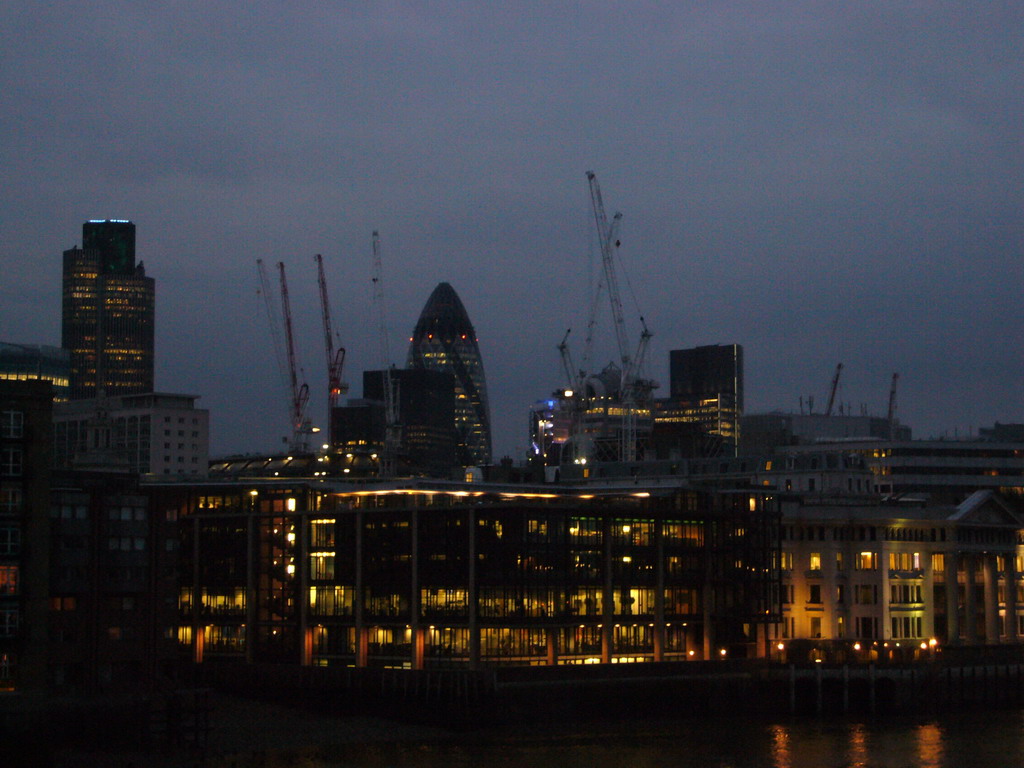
<box><xmin>577</xmin><ymin>171</ymin><xmax>655</xmax><ymax>463</ymax></box>
<box><xmin>278</xmin><ymin>262</ymin><xmax>311</xmax><ymax>451</ymax></box>
<box><xmin>371</xmin><ymin>231</ymin><xmax>400</xmax><ymax>477</ymax></box>
<box><xmin>316</xmin><ymin>253</ymin><xmax>348</xmax><ymax>446</ymax></box>
<box><xmin>887</xmin><ymin>372</ymin><xmax>900</xmax><ymax>440</ymax></box>
<box><xmin>824</xmin><ymin>363</ymin><xmax>844</xmax><ymax>417</ymax></box>
<box><xmin>587</xmin><ymin>171</ymin><xmax>633</xmax><ymax>377</ymax></box>
<box><xmin>257</xmin><ymin>259</ymin><xmax>294</xmax><ymax>446</ymax></box>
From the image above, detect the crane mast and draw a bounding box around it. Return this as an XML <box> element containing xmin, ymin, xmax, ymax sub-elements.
<box><xmin>554</xmin><ymin>171</ymin><xmax>653</xmax><ymax>465</ymax></box>
<box><xmin>316</xmin><ymin>253</ymin><xmax>347</xmax><ymax>445</ymax></box>
<box><xmin>887</xmin><ymin>372</ymin><xmax>900</xmax><ymax>440</ymax></box>
<box><xmin>277</xmin><ymin>261</ymin><xmax>310</xmax><ymax>451</ymax></box>
<box><xmin>371</xmin><ymin>231</ymin><xmax>399</xmax><ymax>477</ymax></box>
<box><xmin>587</xmin><ymin>171</ymin><xmax>632</xmax><ymax>376</ymax></box>
<box><xmin>825</xmin><ymin>363</ymin><xmax>844</xmax><ymax>417</ymax></box>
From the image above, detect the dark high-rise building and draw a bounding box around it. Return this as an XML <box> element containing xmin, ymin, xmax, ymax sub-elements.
<box><xmin>332</xmin><ymin>368</ymin><xmax>457</xmax><ymax>478</ymax></box>
<box><xmin>655</xmin><ymin>344</ymin><xmax>744</xmax><ymax>456</ymax></box>
<box><xmin>407</xmin><ymin>283</ymin><xmax>492</xmax><ymax>467</ymax></box>
<box><xmin>62</xmin><ymin>220</ymin><xmax>155</xmax><ymax>400</ymax></box>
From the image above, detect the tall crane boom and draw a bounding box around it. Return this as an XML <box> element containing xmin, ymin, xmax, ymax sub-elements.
<box><xmin>887</xmin><ymin>372</ymin><xmax>900</xmax><ymax>440</ymax></box>
<box><xmin>587</xmin><ymin>171</ymin><xmax>632</xmax><ymax>377</ymax></box>
<box><xmin>277</xmin><ymin>261</ymin><xmax>310</xmax><ymax>450</ymax></box>
<box><xmin>316</xmin><ymin>254</ymin><xmax>347</xmax><ymax>444</ymax></box>
<box><xmin>371</xmin><ymin>231</ymin><xmax>399</xmax><ymax>477</ymax></box>
<box><xmin>825</xmin><ymin>363</ymin><xmax>844</xmax><ymax>417</ymax></box>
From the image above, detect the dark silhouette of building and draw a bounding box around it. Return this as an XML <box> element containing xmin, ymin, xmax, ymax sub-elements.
<box><xmin>62</xmin><ymin>220</ymin><xmax>155</xmax><ymax>400</ymax></box>
<box><xmin>0</xmin><ymin>380</ymin><xmax>52</xmax><ymax>694</ymax></box>
<box><xmin>332</xmin><ymin>368</ymin><xmax>457</xmax><ymax>478</ymax></box>
<box><xmin>407</xmin><ymin>283</ymin><xmax>492</xmax><ymax>467</ymax></box>
<box><xmin>655</xmin><ymin>344</ymin><xmax>744</xmax><ymax>456</ymax></box>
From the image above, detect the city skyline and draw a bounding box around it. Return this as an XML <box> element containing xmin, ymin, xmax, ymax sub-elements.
<box><xmin>1</xmin><ymin>4</ymin><xmax>1021</xmax><ymax>458</ymax></box>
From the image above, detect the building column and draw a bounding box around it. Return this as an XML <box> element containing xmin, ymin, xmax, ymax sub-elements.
<box><xmin>984</xmin><ymin>554</ymin><xmax>1000</xmax><ymax>644</ymax></box>
<box><xmin>412</xmin><ymin>628</ymin><xmax>426</xmax><ymax>670</ymax></box>
<box><xmin>945</xmin><ymin>551</ymin><xmax>960</xmax><ymax>644</ymax></box>
<box><xmin>702</xmin><ymin>581</ymin><xmax>714</xmax><ymax>660</ymax></box>
<box><xmin>299</xmin><ymin>511</ymin><xmax>310</xmax><ymax>665</ymax></box>
<box><xmin>654</xmin><ymin>519</ymin><xmax>665</xmax><ymax>662</ymax></box>
<box><xmin>964</xmin><ymin>554</ymin><xmax>978</xmax><ymax>645</ymax></box>
<box><xmin>546</xmin><ymin>628</ymin><xmax>557</xmax><ymax>666</ymax></box>
<box><xmin>922</xmin><ymin>551</ymin><xmax>935</xmax><ymax>640</ymax></box>
<box><xmin>1006</xmin><ymin>552</ymin><xmax>1019</xmax><ymax>642</ymax></box>
<box><xmin>468</xmin><ymin>509</ymin><xmax>480</xmax><ymax>668</ymax></box>
<box><xmin>192</xmin><ymin>516</ymin><xmax>204</xmax><ymax>663</ymax></box>
<box><xmin>879</xmin><ymin>542</ymin><xmax>891</xmax><ymax>642</ymax></box>
<box><xmin>301</xmin><ymin>628</ymin><xmax>313</xmax><ymax>666</ymax></box>
<box><xmin>354</xmin><ymin>510</ymin><xmax>367</xmax><ymax>667</ymax></box>
<box><xmin>410</xmin><ymin>509</ymin><xmax>421</xmax><ymax>669</ymax></box>
<box><xmin>601</xmin><ymin>515</ymin><xmax>613</xmax><ymax>664</ymax></box>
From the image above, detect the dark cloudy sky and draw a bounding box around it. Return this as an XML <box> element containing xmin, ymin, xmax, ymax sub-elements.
<box><xmin>2</xmin><ymin>2</ymin><xmax>1021</xmax><ymax>457</ymax></box>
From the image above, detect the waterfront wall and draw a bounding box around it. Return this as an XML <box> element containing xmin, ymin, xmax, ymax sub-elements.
<box><xmin>193</xmin><ymin>655</ymin><xmax>1024</xmax><ymax>723</ymax></box>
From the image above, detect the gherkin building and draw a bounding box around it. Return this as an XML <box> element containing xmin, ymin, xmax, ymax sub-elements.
<box><xmin>406</xmin><ymin>283</ymin><xmax>492</xmax><ymax>467</ymax></box>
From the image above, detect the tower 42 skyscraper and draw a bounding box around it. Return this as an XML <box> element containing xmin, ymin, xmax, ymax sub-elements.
<box><xmin>407</xmin><ymin>283</ymin><xmax>492</xmax><ymax>467</ymax></box>
<box><xmin>62</xmin><ymin>220</ymin><xmax>155</xmax><ymax>399</ymax></box>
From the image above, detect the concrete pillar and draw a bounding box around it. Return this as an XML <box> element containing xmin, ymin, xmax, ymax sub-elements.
<box><xmin>1006</xmin><ymin>552</ymin><xmax>1019</xmax><ymax>642</ymax></box>
<box><xmin>410</xmin><ymin>509</ymin><xmax>420</xmax><ymax>669</ymax></box>
<box><xmin>194</xmin><ymin>626</ymin><xmax>204</xmax><ymax>664</ymax></box>
<box><xmin>922</xmin><ymin>550</ymin><xmax>935</xmax><ymax>639</ymax></box>
<box><xmin>702</xmin><ymin>581</ymin><xmax>714</xmax><ymax>660</ymax></box>
<box><xmin>945</xmin><ymin>551</ymin><xmax>960</xmax><ymax>644</ymax></box>
<box><xmin>354</xmin><ymin>510</ymin><xmax>366</xmax><ymax>667</ymax></box>
<box><xmin>654</xmin><ymin>518</ymin><xmax>665</xmax><ymax>662</ymax></box>
<box><xmin>602</xmin><ymin>515</ymin><xmax>613</xmax><ymax>663</ymax></box>
<box><xmin>468</xmin><ymin>509</ymin><xmax>480</xmax><ymax>668</ymax></box>
<box><xmin>412</xmin><ymin>627</ymin><xmax>426</xmax><ymax>670</ymax></box>
<box><xmin>301</xmin><ymin>627</ymin><xmax>313</xmax><ymax>666</ymax></box>
<box><xmin>964</xmin><ymin>554</ymin><xmax>978</xmax><ymax>644</ymax></box>
<box><xmin>546</xmin><ymin>628</ymin><xmax>557</xmax><ymax>666</ymax></box>
<box><xmin>984</xmin><ymin>554</ymin><xmax>1000</xmax><ymax>643</ymax></box>
<box><xmin>356</xmin><ymin>627</ymin><xmax>369</xmax><ymax>668</ymax></box>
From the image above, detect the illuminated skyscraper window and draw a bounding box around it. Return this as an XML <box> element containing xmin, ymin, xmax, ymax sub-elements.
<box><xmin>406</xmin><ymin>283</ymin><xmax>492</xmax><ymax>467</ymax></box>
<box><xmin>61</xmin><ymin>220</ymin><xmax>155</xmax><ymax>400</ymax></box>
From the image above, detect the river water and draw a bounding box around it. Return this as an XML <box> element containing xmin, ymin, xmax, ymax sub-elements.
<box><xmin>300</xmin><ymin>709</ymin><xmax>1024</xmax><ymax>768</ymax></box>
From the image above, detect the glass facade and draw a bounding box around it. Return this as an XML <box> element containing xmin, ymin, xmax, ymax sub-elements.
<box><xmin>62</xmin><ymin>221</ymin><xmax>155</xmax><ymax>400</ymax></box>
<box><xmin>406</xmin><ymin>283</ymin><xmax>492</xmax><ymax>467</ymax></box>
<box><xmin>174</xmin><ymin>483</ymin><xmax>781</xmax><ymax>669</ymax></box>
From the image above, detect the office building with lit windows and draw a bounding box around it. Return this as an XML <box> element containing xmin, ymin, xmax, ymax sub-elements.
<box><xmin>62</xmin><ymin>219</ymin><xmax>155</xmax><ymax>400</ymax></box>
<box><xmin>777</xmin><ymin>491</ymin><xmax>1024</xmax><ymax>661</ymax></box>
<box><xmin>407</xmin><ymin>283</ymin><xmax>492</xmax><ymax>467</ymax></box>
<box><xmin>0</xmin><ymin>342</ymin><xmax>70</xmax><ymax>402</ymax></box>
<box><xmin>164</xmin><ymin>478</ymin><xmax>781</xmax><ymax>668</ymax></box>
<box><xmin>654</xmin><ymin>344</ymin><xmax>743</xmax><ymax>457</ymax></box>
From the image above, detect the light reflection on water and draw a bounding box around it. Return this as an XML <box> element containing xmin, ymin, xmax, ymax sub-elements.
<box><xmin>232</xmin><ymin>710</ymin><xmax>1024</xmax><ymax>768</ymax></box>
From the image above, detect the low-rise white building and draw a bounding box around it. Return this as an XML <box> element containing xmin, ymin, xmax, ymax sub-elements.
<box><xmin>54</xmin><ymin>392</ymin><xmax>209</xmax><ymax>478</ymax></box>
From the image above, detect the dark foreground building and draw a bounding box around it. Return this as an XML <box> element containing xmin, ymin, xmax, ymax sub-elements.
<box><xmin>163</xmin><ymin>479</ymin><xmax>780</xmax><ymax>668</ymax></box>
